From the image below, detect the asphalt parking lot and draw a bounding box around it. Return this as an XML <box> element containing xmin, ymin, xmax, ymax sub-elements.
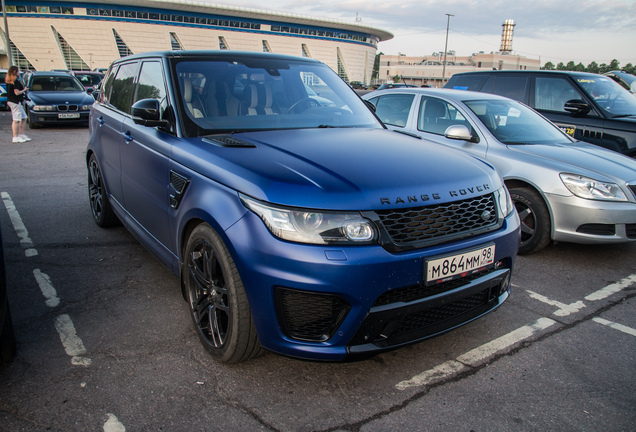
<box><xmin>0</xmin><ymin>112</ymin><xmax>635</xmax><ymax>431</ymax></box>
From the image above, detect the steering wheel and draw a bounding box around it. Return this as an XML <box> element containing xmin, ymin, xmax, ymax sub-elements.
<box><xmin>286</xmin><ymin>98</ymin><xmax>319</xmax><ymax>114</ymax></box>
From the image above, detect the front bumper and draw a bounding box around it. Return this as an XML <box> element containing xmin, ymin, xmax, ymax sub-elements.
<box><xmin>28</xmin><ymin>111</ymin><xmax>90</xmax><ymax>124</ymax></box>
<box><xmin>225</xmin><ymin>209</ymin><xmax>520</xmax><ymax>361</ymax></box>
<box><xmin>548</xmin><ymin>193</ymin><xmax>636</xmax><ymax>244</ymax></box>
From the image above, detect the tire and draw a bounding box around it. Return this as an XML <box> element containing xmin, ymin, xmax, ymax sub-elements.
<box><xmin>183</xmin><ymin>224</ymin><xmax>262</xmax><ymax>363</ymax></box>
<box><xmin>27</xmin><ymin>111</ymin><xmax>41</xmax><ymax>129</ymax></box>
<box><xmin>0</xmin><ymin>307</ymin><xmax>17</xmax><ymax>364</ymax></box>
<box><xmin>87</xmin><ymin>154</ymin><xmax>119</xmax><ymax>227</ymax></box>
<box><xmin>509</xmin><ymin>187</ymin><xmax>551</xmax><ymax>255</ymax></box>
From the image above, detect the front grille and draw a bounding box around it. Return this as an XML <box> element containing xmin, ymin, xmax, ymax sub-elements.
<box><xmin>275</xmin><ymin>288</ymin><xmax>350</xmax><ymax>342</ymax></box>
<box><xmin>57</xmin><ymin>105</ymin><xmax>79</xmax><ymax>112</ymax></box>
<box><xmin>393</xmin><ymin>289</ymin><xmax>490</xmax><ymax>336</ymax></box>
<box><xmin>373</xmin><ymin>194</ymin><xmax>499</xmax><ymax>251</ymax></box>
<box><xmin>576</xmin><ymin>224</ymin><xmax>615</xmax><ymax>236</ymax></box>
<box><xmin>373</xmin><ymin>267</ymin><xmax>495</xmax><ymax>307</ymax></box>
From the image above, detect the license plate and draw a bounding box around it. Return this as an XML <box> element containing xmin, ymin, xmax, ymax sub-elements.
<box><xmin>58</xmin><ymin>113</ymin><xmax>80</xmax><ymax>119</ymax></box>
<box><xmin>425</xmin><ymin>244</ymin><xmax>495</xmax><ymax>285</ymax></box>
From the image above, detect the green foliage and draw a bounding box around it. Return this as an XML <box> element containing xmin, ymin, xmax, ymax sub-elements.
<box><xmin>542</xmin><ymin>59</ymin><xmax>634</xmax><ymax>75</ymax></box>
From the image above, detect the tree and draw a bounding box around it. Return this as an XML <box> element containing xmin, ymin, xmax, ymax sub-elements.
<box><xmin>372</xmin><ymin>52</ymin><xmax>383</xmax><ymax>81</ymax></box>
<box><xmin>609</xmin><ymin>59</ymin><xmax>620</xmax><ymax>71</ymax></box>
<box><xmin>543</xmin><ymin>61</ymin><xmax>555</xmax><ymax>70</ymax></box>
<box><xmin>392</xmin><ymin>74</ymin><xmax>401</xmax><ymax>83</ymax></box>
<box><xmin>587</xmin><ymin>62</ymin><xmax>599</xmax><ymax>73</ymax></box>
<box><xmin>556</xmin><ymin>62</ymin><xmax>566</xmax><ymax>70</ymax></box>
<box><xmin>624</xmin><ymin>63</ymin><xmax>635</xmax><ymax>74</ymax></box>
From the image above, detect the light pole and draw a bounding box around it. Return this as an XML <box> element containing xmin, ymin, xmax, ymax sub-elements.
<box><xmin>441</xmin><ymin>13</ymin><xmax>454</xmax><ymax>85</ymax></box>
<box><xmin>1</xmin><ymin>0</ymin><xmax>12</xmax><ymax>67</ymax></box>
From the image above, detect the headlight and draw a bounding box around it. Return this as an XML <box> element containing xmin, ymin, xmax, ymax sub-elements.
<box><xmin>495</xmin><ymin>186</ymin><xmax>514</xmax><ymax>217</ymax></box>
<box><xmin>560</xmin><ymin>173</ymin><xmax>627</xmax><ymax>201</ymax></box>
<box><xmin>81</xmin><ymin>104</ymin><xmax>92</xmax><ymax>110</ymax></box>
<box><xmin>33</xmin><ymin>105</ymin><xmax>56</xmax><ymax>112</ymax></box>
<box><xmin>241</xmin><ymin>195</ymin><xmax>377</xmax><ymax>245</ymax></box>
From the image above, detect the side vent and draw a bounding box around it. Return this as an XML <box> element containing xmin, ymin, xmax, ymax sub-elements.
<box><xmin>203</xmin><ymin>135</ymin><xmax>257</xmax><ymax>148</ymax></box>
<box><xmin>169</xmin><ymin>171</ymin><xmax>190</xmax><ymax>209</ymax></box>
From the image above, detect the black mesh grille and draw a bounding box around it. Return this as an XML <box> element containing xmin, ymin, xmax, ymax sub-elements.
<box><xmin>275</xmin><ymin>288</ymin><xmax>350</xmax><ymax>342</ymax></box>
<box><xmin>203</xmin><ymin>135</ymin><xmax>256</xmax><ymax>148</ymax></box>
<box><xmin>392</xmin><ymin>289</ymin><xmax>490</xmax><ymax>336</ymax></box>
<box><xmin>373</xmin><ymin>267</ymin><xmax>495</xmax><ymax>307</ymax></box>
<box><xmin>375</xmin><ymin>194</ymin><xmax>498</xmax><ymax>248</ymax></box>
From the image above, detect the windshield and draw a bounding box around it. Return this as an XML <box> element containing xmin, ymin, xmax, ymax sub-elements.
<box><xmin>30</xmin><ymin>76</ymin><xmax>84</xmax><ymax>92</ymax></box>
<box><xmin>174</xmin><ymin>57</ymin><xmax>380</xmax><ymax>136</ymax></box>
<box><xmin>575</xmin><ymin>75</ymin><xmax>636</xmax><ymax>117</ymax></box>
<box><xmin>464</xmin><ymin>99</ymin><xmax>574</xmax><ymax>145</ymax></box>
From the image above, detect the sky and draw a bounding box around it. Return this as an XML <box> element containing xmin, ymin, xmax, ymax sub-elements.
<box><xmin>195</xmin><ymin>0</ymin><xmax>636</xmax><ymax>67</ymax></box>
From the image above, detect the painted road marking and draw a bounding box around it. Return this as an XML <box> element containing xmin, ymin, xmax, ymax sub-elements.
<box><xmin>593</xmin><ymin>318</ymin><xmax>636</xmax><ymax>338</ymax></box>
<box><xmin>33</xmin><ymin>269</ymin><xmax>60</xmax><ymax>308</ymax></box>
<box><xmin>585</xmin><ymin>274</ymin><xmax>636</xmax><ymax>301</ymax></box>
<box><xmin>396</xmin><ymin>317</ymin><xmax>557</xmax><ymax>390</ymax></box>
<box><xmin>526</xmin><ymin>290</ymin><xmax>585</xmax><ymax>316</ymax></box>
<box><xmin>54</xmin><ymin>314</ymin><xmax>91</xmax><ymax>367</ymax></box>
<box><xmin>1</xmin><ymin>191</ymin><xmax>37</xmax><ymax>257</ymax></box>
<box><xmin>103</xmin><ymin>413</ymin><xmax>126</xmax><ymax>432</ymax></box>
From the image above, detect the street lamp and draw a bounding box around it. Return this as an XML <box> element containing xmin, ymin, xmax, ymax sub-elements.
<box><xmin>441</xmin><ymin>13</ymin><xmax>454</xmax><ymax>85</ymax></box>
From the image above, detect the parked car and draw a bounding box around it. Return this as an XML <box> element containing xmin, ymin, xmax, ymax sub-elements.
<box><xmin>604</xmin><ymin>70</ymin><xmax>636</xmax><ymax>94</ymax></box>
<box><xmin>0</xmin><ymin>69</ymin><xmax>7</xmax><ymax>110</ymax></box>
<box><xmin>87</xmin><ymin>50</ymin><xmax>520</xmax><ymax>363</ymax></box>
<box><xmin>364</xmin><ymin>88</ymin><xmax>636</xmax><ymax>254</ymax></box>
<box><xmin>444</xmin><ymin>70</ymin><xmax>636</xmax><ymax>157</ymax></box>
<box><xmin>23</xmin><ymin>71</ymin><xmax>95</xmax><ymax>128</ymax></box>
<box><xmin>72</xmin><ymin>71</ymin><xmax>105</xmax><ymax>92</ymax></box>
<box><xmin>349</xmin><ymin>81</ymin><xmax>367</xmax><ymax>90</ymax></box>
<box><xmin>0</xmin><ymin>224</ymin><xmax>17</xmax><ymax>364</ymax></box>
<box><xmin>376</xmin><ymin>82</ymin><xmax>417</xmax><ymax>90</ymax></box>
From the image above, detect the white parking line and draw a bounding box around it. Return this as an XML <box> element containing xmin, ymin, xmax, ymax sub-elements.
<box><xmin>33</xmin><ymin>269</ymin><xmax>60</xmax><ymax>308</ymax></box>
<box><xmin>526</xmin><ymin>290</ymin><xmax>585</xmax><ymax>316</ymax></box>
<box><xmin>1</xmin><ymin>192</ymin><xmax>38</xmax><ymax>257</ymax></box>
<box><xmin>593</xmin><ymin>318</ymin><xmax>636</xmax><ymax>337</ymax></box>
<box><xmin>396</xmin><ymin>317</ymin><xmax>557</xmax><ymax>390</ymax></box>
<box><xmin>585</xmin><ymin>274</ymin><xmax>636</xmax><ymax>301</ymax></box>
<box><xmin>103</xmin><ymin>413</ymin><xmax>126</xmax><ymax>432</ymax></box>
<box><xmin>54</xmin><ymin>314</ymin><xmax>91</xmax><ymax>366</ymax></box>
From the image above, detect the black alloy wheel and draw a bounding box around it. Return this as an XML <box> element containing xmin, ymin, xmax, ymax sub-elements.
<box><xmin>509</xmin><ymin>187</ymin><xmax>551</xmax><ymax>255</ymax></box>
<box><xmin>184</xmin><ymin>224</ymin><xmax>262</xmax><ymax>363</ymax></box>
<box><xmin>88</xmin><ymin>154</ymin><xmax>119</xmax><ymax>227</ymax></box>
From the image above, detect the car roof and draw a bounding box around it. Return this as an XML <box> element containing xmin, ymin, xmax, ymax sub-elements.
<box><xmin>366</xmin><ymin>87</ymin><xmax>514</xmax><ymax>103</ymax></box>
<box><xmin>111</xmin><ymin>50</ymin><xmax>323</xmax><ymax>65</ymax></box>
<box><xmin>450</xmin><ymin>70</ymin><xmax>602</xmax><ymax>78</ymax></box>
<box><xmin>32</xmin><ymin>71</ymin><xmax>77</xmax><ymax>77</ymax></box>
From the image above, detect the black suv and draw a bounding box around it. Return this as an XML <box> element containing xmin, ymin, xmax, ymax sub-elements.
<box><xmin>445</xmin><ymin>70</ymin><xmax>636</xmax><ymax>157</ymax></box>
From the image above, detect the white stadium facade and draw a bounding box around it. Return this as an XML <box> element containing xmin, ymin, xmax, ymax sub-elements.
<box><xmin>0</xmin><ymin>0</ymin><xmax>393</xmax><ymax>86</ymax></box>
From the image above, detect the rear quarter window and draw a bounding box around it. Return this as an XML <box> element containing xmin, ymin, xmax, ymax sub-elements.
<box><xmin>446</xmin><ymin>74</ymin><xmax>489</xmax><ymax>91</ymax></box>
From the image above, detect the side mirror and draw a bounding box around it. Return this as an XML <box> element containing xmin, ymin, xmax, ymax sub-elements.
<box><xmin>563</xmin><ymin>99</ymin><xmax>591</xmax><ymax>116</ymax></box>
<box><xmin>131</xmin><ymin>98</ymin><xmax>169</xmax><ymax>128</ymax></box>
<box><xmin>445</xmin><ymin>124</ymin><xmax>479</xmax><ymax>143</ymax></box>
<box><xmin>363</xmin><ymin>99</ymin><xmax>376</xmax><ymax>113</ymax></box>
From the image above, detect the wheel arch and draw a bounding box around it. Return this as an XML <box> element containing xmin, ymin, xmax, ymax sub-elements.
<box><xmin>503</xmin><ymin>177</ymin><xmax>555</xmax><ymax>235</ymax></box>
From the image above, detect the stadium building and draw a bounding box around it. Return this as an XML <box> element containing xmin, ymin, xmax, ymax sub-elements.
<box><xmin>0</xmin><ymin>0</ymin><xmax>393</xmax><ymax>85</ymax></box>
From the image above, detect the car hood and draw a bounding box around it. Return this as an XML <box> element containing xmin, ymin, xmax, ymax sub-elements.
<box><xmin>27</xmin><ymin>91</ymin><xmax>93</xmax><ymax>105</ymax></box>
<box><xmin>507</xmin><ymin>140</ymin><xmax>636</xmax><ymax>183</ymax></box>
<box><xmin>175</xmin><ymin>128</ymin><xmax>503</xmax><ymax>210</ymax></box>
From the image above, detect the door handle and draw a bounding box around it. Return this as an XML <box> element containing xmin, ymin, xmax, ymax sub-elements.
<box><xmin>123</xmin><ymin>131</ymin><xmax>133</xmax><ymax>143</ymax></box>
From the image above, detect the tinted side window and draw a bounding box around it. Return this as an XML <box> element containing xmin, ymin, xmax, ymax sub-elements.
<box><xmin>99</xmin><ymin>67</ymin><xmax>116</xmax><ymax>105</ymax></box>
<box><xmin>446</xmin><ymin>74</ymin><xmax>489</xmax><ymax>91</ymax></box>
<box><xmin>373</xmin><ymin>93</ymin><xmax>414</xmax><ymax>127</ymax></box>
<box><xmin>134</xmin><ymin>61</ymin><xmax>168</xmax><ymax>117</ymax></box>
<box><xmin>534</xmin><ymin>77</ymin><xmax>582</xmax><ymax>113</ymax></box>
<box><xmin>492</xmin><ymin>76</ymin><xmax>529</xmax><ymax>102</ymax></box>
<box><xmin>110</xmin><ymin>62</ymin><xmax>139</xmax><ymax>114</ymax></box>
<box><xmin>418</xmin><ymin>96</ymin><xmax>468</xmax><ymax>135</ymax></box>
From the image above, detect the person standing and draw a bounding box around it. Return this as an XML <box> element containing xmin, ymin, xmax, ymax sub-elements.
<box><xmin>5</xmin><ymin>66</ymin><xmax>30</xmax><ymax>143</ymax></box>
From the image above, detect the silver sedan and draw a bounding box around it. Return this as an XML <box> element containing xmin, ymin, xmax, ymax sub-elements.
<box><xmin>363</xmin><ymin>88</ymin><xmax>636</xmax><ymax>254</ymax></box>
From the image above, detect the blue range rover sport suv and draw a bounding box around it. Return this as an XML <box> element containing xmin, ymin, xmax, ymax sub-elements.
<box><xmin>87</xmin><ymin>51</ymin><xmax>520</xmax><ymax>363</ymax></box>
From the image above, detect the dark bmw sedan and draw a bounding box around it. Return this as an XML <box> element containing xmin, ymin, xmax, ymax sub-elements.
<box><xmin>23</xmin><ymin>71</ymin><xmax>95</xmax><ymax>128</ymax></box>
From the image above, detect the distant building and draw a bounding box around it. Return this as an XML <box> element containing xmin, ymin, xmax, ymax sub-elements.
<box><xmin>378</xmin><ymin>19</ymin><xmax>540</xmax><ymax>87</ymax></box>
<box><xmin>0</xmin><ymin>0</ymin><xmax>392</xmax><ymax>86</ymax></box>
<box><xmin>378</xmin><ymin>52</ymin><xmax>541</xmax><ymax>87</ymax></box>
